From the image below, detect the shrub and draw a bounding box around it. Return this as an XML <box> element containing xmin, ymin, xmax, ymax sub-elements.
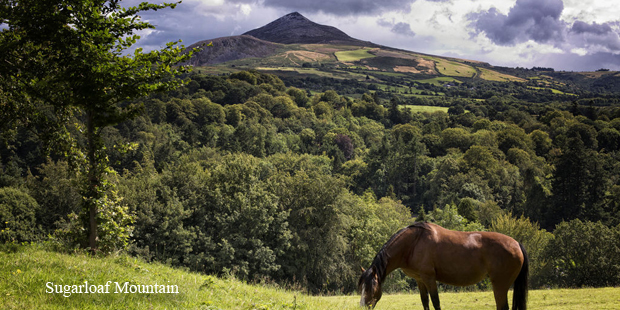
<box><xmin>0</xmin><ymin>187</ymin><xmax>40</xmax><ymax>243</ymax></box>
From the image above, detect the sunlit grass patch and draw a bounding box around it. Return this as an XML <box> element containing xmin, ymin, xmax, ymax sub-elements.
<box><xmin>478</xmin><ymin>67</ymin><xmax>525</xmax><ymax>82</ymax></box>
<box><xmin>335</xmin><ymin>48</ymin><xmax>377</xmax><ymax>62</ymax></box>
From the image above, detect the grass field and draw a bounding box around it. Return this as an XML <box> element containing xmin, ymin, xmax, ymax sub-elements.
<box><xmin>5</xmin><ymin>244</ymin><xmax>618</xmax><ymax>309</ymax></box>
<box><xmin>426</xmin><ymin>57</ymin><xmax>477</xmax><ymax>78</ymax></box>
<box><xmin>335</xmin><ymin>48</ymin><xmax>377</xmax><ymax>62</ymax></box>
<box><xmin>527</xmin><ymin>86</ymin><xmax>577</xmax><ymax>96</ymax></box>
<box><xmin>415</xmin><ymin>76</ymin><xmax>461</xmax><ymax>86</ymax></box>
<box><xmin>478</xmin><ymin>67</ymin><xmax>525</xmax><ymax>82</ymax></box>
<box><xmin>255</xmin><ymin>67</ymin><xmax>368</xmax><ymax>80</ymax></box>
<box><xmin>402</xmin><ymin>105</ymin><xmax>450</xmax><ymax>113</ymax></box>
<box><xmin>324</xmin><ymin>287</ymin><xmax>620</xmax><ymax>310</ymax></box>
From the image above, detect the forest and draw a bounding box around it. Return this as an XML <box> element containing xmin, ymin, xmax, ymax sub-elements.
<box><xmin>2</xmin><ymin>0</ymin><xmax>620</xmax><ymax>297</ymax></box>
<box><xmin>3</xmin><ymin>69</ymin><xmax>620</xmax><ymax>293</ymax></box>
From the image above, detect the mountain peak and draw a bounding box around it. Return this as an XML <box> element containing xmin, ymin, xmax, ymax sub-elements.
<box><xmin>243</xmin><ymin>12</ymin><xmax>363</xmax><ymax>45</ymax></box>
<box><xmin>283</xmin><ymin>12</ymin><xmax>306</xmax><ymax>19</ymax></box>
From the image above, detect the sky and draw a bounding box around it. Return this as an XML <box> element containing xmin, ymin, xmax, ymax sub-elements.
<box><xmin>128</xmin><ymin>0</ymin><xmax>620</xmax><ymax>71</ymax></box>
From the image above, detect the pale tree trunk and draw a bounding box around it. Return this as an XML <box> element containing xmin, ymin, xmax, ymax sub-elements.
<box><xmin>85</xmin><ymin>110</ymin><xmax>100</xmax><ymax>253</ymax></box>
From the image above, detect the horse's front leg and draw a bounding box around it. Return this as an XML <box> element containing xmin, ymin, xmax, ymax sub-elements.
<box><xmin>417</xmin><ymin>281</ymin><xmax>430</xmax><ymax>310</ymax></box>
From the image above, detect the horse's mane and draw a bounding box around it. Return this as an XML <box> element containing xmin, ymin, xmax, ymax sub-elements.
<box><xmin>359</xmin><ymin>222</ymin><xmax>431</xmax><ymax>288</ymax></box>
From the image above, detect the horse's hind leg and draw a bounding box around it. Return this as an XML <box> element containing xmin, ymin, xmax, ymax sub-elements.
<box><xmin>491</xmin><ymin>282</ymin><xmax>509</xmax><ymax>310</ymax></box>
<box><xmin>422</xmin><ymin>277</ymin><xmax>441</xmax><ymax>310</ymax></box>
<box><xmin>416</xmin><ymin>281</ymin><xmax>430</xmax><ymax>310</ymax></box>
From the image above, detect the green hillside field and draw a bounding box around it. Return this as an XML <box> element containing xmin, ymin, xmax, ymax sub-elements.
<box><xmin>334</xmin><ymin>48</ymin><xmax>377</xmax><ymax>62</ymax></box>
<box><xmin>2</xmin><ymin>244</ymin><xmax>619</xmax><ymax>310</ymax></box>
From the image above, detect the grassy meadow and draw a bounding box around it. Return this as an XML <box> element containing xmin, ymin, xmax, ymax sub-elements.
<box><xmin>2</xmin><ymin>244</ymin><xmax>619</xmax><ymax>309</ymax></box>
<box><xmin>478</xmin><ymin>67</ymin><xmax>526</xmax><ymax>82</ymax></box>
<box><xmin>403</xmin><ymin>105</ymin><xmax>450</xmax><ymax>113</ymax></box>
<box><xmin>425</xmin><ymin>56</ymin><xmax>477</xmax><ymax>78</ymax></box>
<box><xmin>335</xmin><ymin>48</ymin><xmax>377</xmax><ymax>62</ymax></box>
<box><xmin>324</xmin><ymin>288</ymin><xmax>620</xmax><ymax>310</ymax></box>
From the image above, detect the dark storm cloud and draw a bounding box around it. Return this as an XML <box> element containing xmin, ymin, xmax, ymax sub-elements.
<box><xmin>569</xmin><ymin>21</ymin><xmax>620</xmax><ymax>53</ymax></box>
<box><xmin>468</xmin><ymin>0</ymin><xmax>566</xmax><ymax>46</ymax></box>
<box><xmin>130</xmin><ymin>1</ymin><xmax>224</xmax><ymax>48</ymax></box>
<box><xmin>235</xmin><ymin>0</ymin><xmax>414</xmax><ymax>16</ymax></box>
<box><xmin>121</xmin><ymin>0</ymin><xmax>276</xmax><ymax>51</ymax></box>
<box><xmin>571</xmin><ymin>21</ymin><xmax>613</xmax><ymax>35</ymax></box>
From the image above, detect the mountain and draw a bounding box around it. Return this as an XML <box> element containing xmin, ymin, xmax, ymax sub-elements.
<box><xmin>184</xmin><ymin>35</ymin><xmax>282</xmax><ymax>66</ymax></box>
<box><xmin>188</xmin><ymin>12</ymin><xmax>606</xmax><ymax>89</ymax></box>
<box><xmin>243</xmin><ymin>12</ymin><xmax>369</xmax><ymax>45</ymax></box>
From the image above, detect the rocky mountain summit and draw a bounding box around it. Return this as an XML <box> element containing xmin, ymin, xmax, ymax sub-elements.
<box><xmin>185</xmin><ymin>12</ymin><xmax>376</xmax><ymax>66</ymax></box>
<box><xmin>243</xmin><ymin>12</ymin><xmax>367</xmax><ymax>45</ymax></box>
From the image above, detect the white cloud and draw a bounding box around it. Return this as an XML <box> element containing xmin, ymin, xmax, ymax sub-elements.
<box><xmin>239</xmin><ymin>4</ymin><xmax>252</xmax><ymax>15</ymax></box>
<box><xmin>571</xmin><ymin>48</ymin><xmax>588</xmax><ymax>56</ymax></box>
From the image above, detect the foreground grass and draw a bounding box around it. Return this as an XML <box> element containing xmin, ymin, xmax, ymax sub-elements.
<box><xmin>1</xmin><ymin>244</ymin><xmax>351</xmax><ymax>310</ymax></box>
<box><xmin>325</xmin><ymin>287</ymin><xmax>620</xmax><ymax>309</ymax></box>
<box><xmin>2</xmin><ymin>244</ymin><xmax>619</xmax><ymax>309</ymax></box>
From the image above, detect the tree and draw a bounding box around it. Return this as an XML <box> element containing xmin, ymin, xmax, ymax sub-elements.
<box><xmin>546</xmin><ymin>220</ymin><xmax>620</xmax><ymax>287</ymax></box>
<box><xmin>549</xmin><ymin>138</ymin><xmax>609</xmax><ymax>228</ymax></box>
<box><xmin>490</xmin><ymin>214</ymin><xmax>553</xmax><ymax>287</ymax></box>
<box><xmin>1</xmin><ymin>0</ymin><xmax>199</xmax><ymax>252</ymax></box>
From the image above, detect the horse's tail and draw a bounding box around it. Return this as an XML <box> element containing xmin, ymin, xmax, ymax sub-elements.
<box><xmin>513</xmin><ymin>242</ymin><xmax>529</xmax><ymax>310</ymax></box>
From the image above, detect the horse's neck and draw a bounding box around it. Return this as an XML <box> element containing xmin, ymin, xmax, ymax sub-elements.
<box><xmin>379</xmin><ymin>227</ymin><xmax>418</xmax><ymax>283</ymax></box>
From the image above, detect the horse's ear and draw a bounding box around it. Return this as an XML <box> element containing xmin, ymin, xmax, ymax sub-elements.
<box><xmin>360</xmin><ymin>266</ymin><xmax>366</xmax><ymax>273</ymax></box>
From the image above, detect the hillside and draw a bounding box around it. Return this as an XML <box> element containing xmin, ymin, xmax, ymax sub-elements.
<box><xmin>3</xmin><ymin>244</ymin><xmax>620</xmax><ymax>309</ymax></box>
<box><xmin>0</xmin><ymin>244</ymin><xmax>352</xmax><ymax>309</ymax></box>
<box><xmin>184</xmin><ymin>35</ymin><xmax>283</xmax><ymax>66</ymax></box>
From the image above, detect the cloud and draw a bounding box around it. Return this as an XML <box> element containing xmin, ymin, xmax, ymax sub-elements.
<box><xmin>568</xmin><ymin>21</ymin><xmax>620</xmax><ymax>54</ymax></box>
<box><xmin>392</xmin><ymin>22</ymin><xmax>416</xmax><ymax>37</ymax></box>
<box><xmin>537</xmin><ymin>51</ymin><xmax>620</xmax><ymax>71</ymax></box>
<box><xmin>378</xmin><ymin>19</ymin><xmax>416</xmax><ymax>37</ymax></box>
<box><xmin>468</xmin><ymin>0</ymin><xmax>566</xmax><ymax>46</ymax></box>
<box><xmin>571</xmin><ymin>20</ymin><xmax>613</xmax><ymax>35</ymax></box>
<box><xmin>121</xmin><ymin>0</ymin><xmax>283</xmax><ymax>52</ymax></box>
<box><xmin>468</xmin><ymin>0</ymin><xmax>620</xmax><ymax>61</ymax></box>
<box><xmin>230</xmin><ymin>0</ymin><xmax>415</xmax><ymax>16</ymax></box>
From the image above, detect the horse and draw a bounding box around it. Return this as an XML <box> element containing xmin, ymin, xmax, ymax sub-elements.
<box><xmin>358</xmin><ymin>222</ymin><xmax>528</xmax><ymax>310</ymax></box>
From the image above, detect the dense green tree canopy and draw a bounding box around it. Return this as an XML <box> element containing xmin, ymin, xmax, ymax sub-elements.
<box><xmin>1</xmin><ymin>0</ymin><xmax>199</xmax><ymax>252</ymax></box>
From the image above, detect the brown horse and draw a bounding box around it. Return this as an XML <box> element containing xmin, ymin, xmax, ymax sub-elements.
<box><xmin>358</xmin><ymin>222</ymin><xmax>528</xmax><ymax>310</ymax></box>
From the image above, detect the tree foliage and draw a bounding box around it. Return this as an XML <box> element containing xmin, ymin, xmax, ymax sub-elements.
<box><xmin>1</xmin><ymin>0</ymin><xmax>199</xmax><ymax>252</ymax></box>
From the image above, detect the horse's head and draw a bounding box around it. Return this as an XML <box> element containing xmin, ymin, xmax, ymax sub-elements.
<box><xmin>358</xmin><ymin>267</ymin><xmax>382</xmax><ymax>308</ymax></box>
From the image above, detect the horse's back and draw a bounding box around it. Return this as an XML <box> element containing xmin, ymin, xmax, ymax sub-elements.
<box><xmin>426</xmin><ymin>223</ymin><xmax>522</xmax><ymax>257</ymax></box>
<box><xmin>417</xmin><ymin>223</ymin><xmax>524</xmax><ymax>286</ymax></box>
